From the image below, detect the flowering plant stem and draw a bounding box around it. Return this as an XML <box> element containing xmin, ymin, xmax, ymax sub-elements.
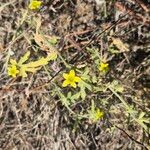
<box><xmin>108</xmin><ymin>85</ymin><xmax>148</xmax><ymax>131</ymax></box>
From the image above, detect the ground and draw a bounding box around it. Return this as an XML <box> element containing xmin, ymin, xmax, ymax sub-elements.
<box><xmin>0</xmin><ymin>0</ymin><xmax>150</xmax><ymax>150</ymax></box>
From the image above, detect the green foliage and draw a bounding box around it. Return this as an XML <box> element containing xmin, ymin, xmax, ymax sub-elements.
<box><xmin>86</xmin><ymin>47</ymin><xmax>100</xmax><ymax>64</ymax></box>
<box><xmin>108</xmin><ymin>80</ymin><xmax>149</xmax><ymax>131</ymax></box>
<box><xmin>49</xmin><ymin>36</ymin><xmax>59</xmax><ymax>45</ymax></box>
<box><xmin>108</xmin><ymin>80</ymin><xmax>124</xmax><ymax>93</ymax></box>
<box><xmin>135</xmin><ymin>112</ymin><xmax>149</xmax><ymax>131</ymax></box>
<box><xmin>88</xmin><ymin>100</ymin><xmax>104</xmax><ymax>122</ymax></box>
<box><xmin>108</xmin><ymin>46</ymin><xmax>120</xmax><ymax>54</ymax></box>
<box><xmin>58</xmin><ymin>90</ymin><xmax>71</xmax><ymax>107</ymax></box>
<box><xmin>8</xmin><ymin>51</ymin><xmax>56</xmax><ymax>78</ymax></box>
<box><xmin>78</xmin><ymin>68</ymin><xmax>92</xmax><ymax>100</ymax></box>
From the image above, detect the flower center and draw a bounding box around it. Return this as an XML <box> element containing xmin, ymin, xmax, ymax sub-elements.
<box><xmin>11</xmin><ymin>69</ymin><xmax>16</xmax><ymax>74</ymax></box>
<box><xmin>68</xmin><ymin>76</ymin><xmax>74</xmax><ymax>82</ymax></box>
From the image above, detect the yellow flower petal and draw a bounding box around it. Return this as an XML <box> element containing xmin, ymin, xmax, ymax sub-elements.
<box><xmin>63</xmin><ymin>73</ymin><xmax>68</xmax><ymax>79</ymax></box>
<box><xmin>29</xmin><ymin>0</ymin><xmax>42</xmax><ymax>10</ymax></box>
<box><xmin>74</xmin><ymin>76</ymin><xmax>81</xmax><ymax>82</ymax></box>
<box><xmin>69</xmin><ymin>70</ymin><xmax>75</xmax><ymax>77</ymax></box>
<box><xmin>99</xmin><ymin>62</ymin><xmax>109</xmax><ymax>73</ymax></box>
<box><xmin>95</xmin><ymin>109</ymin><xmax>104</xmax><ymax>121</ymax></box>
<box><xmin>70</xmin><ymin>82</ymin><xmax>76</xmax><ymax>88</ymax></box>
<box><xmin>62</xmin><ymin>70</ymin><xmax>81</xmax><ymax>88</ymax></box>
<box><xmin>8</xmin><ymin>65</ymin><xmax>19</xmax><ymax>78</ymax></box>
<box><xmin>62</xmin><ymin>80</ymin><xmax>70</xmax><ymax>87</ymax></box>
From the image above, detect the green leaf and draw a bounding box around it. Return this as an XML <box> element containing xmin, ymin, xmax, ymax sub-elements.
<box><xmin>110</xmin><ymin>80</ymin><xmax>124</xmax><ymax>93</ymax></box>
<box><xmin>19</xmin><ymin>65</ymin><xmax>27</xmax><ymax>78</ymax></box>
<box><xmin>80</xmin><ymin>87</ymin><xmax>86</xmax><ymax>100</ymax></box>
<box><xmin>135</xmin><ymin>118</ymin><xmax>148</xmax><ymax>131</ymax></box>
<box><xmin>71</xmin><ymin>93</ymin><xmax>80</xmax><ymax>100</ymax></box>
<box><xmin>8</xmin><ymin>48</ymin><xmax>56</xmax><ymax>78</ymax></box>
<box><xmin>108</xmin><ymin>46</ymin><xmax>119</xmax><ymax>54</ymax></box>
<box><xmin>79</xmin><ymin>80</ymin><xmax>91</xmax><ymax>90</ymax></box>
<box><xmin>139</xmin><ymin>112</ymin><xmax>146</xmax><ymax>119</ymax></box>
<box><xmin>66</xmin><ymin>92</ymin><xmax>76</xmax><ymax>104</ymax></box>
<box><xmin>78</xmin><ymin>79</ymin><xmax>92</xmax><ymax>100</ymax></box>
<box><xmin>25</xmin><ymin>57</ymin><xmax>49</xmax><ymax>68</ymax></box>
<box><xmin>49</xmin><ymin>36</ymin><xmax>59</xmax><ymax>45</ymax></box>
<box><xmin>88</xmin><ymin>100</ymin><xmax>104</xmax><ymax>122</ymax></box>
<box><xmin>47</xmin><ymin>51</ymin><xmax>57</xmax><ymax>61</ymax></box>
<box><xmin>58</xmin><ymin>91</ymin><xmax>71</xmax><ymax>107</ymax></box>
<box><xmin>77</xmin><ymin>68</ymin><xmax>92</xmax><ymax>100</ymax></box>
<box><xmin>92</xmin><ymin>75</ymin><xmax>97</xmax><ymax>83</ymax></box>
<box><xmin>10</xmin><ymin>59</ymin><xmax>17</xmax><ymax>65</ymax></box>
<box><xmin>18</xmin><ymin>51</ymin><xmax>30</xmax><ymax>66</ymax></box>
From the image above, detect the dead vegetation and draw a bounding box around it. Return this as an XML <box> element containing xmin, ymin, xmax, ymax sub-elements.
<box><xmin>0</xmin><ymin>0</ymin><xmax>150</xmax><ymax>149</ymax></box>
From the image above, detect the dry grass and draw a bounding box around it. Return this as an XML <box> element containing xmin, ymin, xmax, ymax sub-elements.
<box><xmin>0</xmin><ymin>0</ymin><xmax>149</xmax><ymax>149</ymax></box>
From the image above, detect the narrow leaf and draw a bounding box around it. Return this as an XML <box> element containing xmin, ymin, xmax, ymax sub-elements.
<box><xmin>18</xmin><ymin>51</ymin><xmax>30</xmax><ymax>66</ymax></box>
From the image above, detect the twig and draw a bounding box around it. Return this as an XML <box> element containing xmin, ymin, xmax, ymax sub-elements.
<box><xmin>65</xmin><ymin>36</ymin><xmax>82</xmax><ymax>52</ymax></box>
<box><xmin>114</xmin><ymin>124</ymin><xmax>149</xmax><ymax>150</ymax></box>
<box><xmin>82</xmin><ymin>10</ymin><xmax>131</xmax><ymax>49</ymax></box>
<box><xmin>133</xmin><ymin>0</ymin><xmax>149</xmax><ymax>12</ymax></box>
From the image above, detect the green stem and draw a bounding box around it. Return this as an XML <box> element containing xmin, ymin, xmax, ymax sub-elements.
<box><xmin>108</xmin><ymin>86</ymin><xmax>129</xmax><ymax>109</ymax></box>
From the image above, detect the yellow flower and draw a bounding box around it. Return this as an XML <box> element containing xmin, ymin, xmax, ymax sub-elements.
<box><xmin>89</xmin><ymin>100</ymin><xmax>104</xmax><ymax>122</ymax></box>
<box><xmin>29</xmin><ymin>0</ymin><xmax>42</xmax><ymax>10</ymax></box>
<box><xmin>62</xmin><ymin>70</ymin><xmax>81</xmax><ymax>88</ymax></box>
<box><xmin>94</xmin><ymin>109</ymin><xmax>104</xmax><ymax>121</ymax></box>
<box><xmin>8</xmin><ymin>65</ymin><xmax>19</xmax><ymax>78</ymax></box>
<box><xmin>99</xmin><ymin>62</ymin><xmax>109</xmax><ymax>73</ymax></box>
